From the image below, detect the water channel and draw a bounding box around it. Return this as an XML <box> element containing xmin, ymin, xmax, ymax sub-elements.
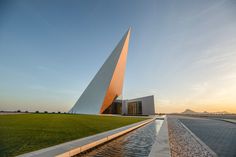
<box><xmin>77</xmin><ymin>119</ymin><xmax>163</xmax><ymax>157</ymax></box>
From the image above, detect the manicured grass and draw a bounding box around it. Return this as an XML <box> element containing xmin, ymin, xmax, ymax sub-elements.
<box><xmin>223</xmin><ymin>119</ymin><xmax>236</xmax><ymax>123</ymax></box>
<box><xmin>0</xmin><ymin>114</ymin><xmax>146</xmax><ymax>157</ymax></box>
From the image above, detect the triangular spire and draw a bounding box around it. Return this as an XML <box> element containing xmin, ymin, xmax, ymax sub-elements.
<box><xmin>69</xmin><ymin>29</ymin><xmax>131</xmax><ymax>114</ymax></box>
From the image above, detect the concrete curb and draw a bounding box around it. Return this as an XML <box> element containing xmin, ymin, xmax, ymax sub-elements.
<box><xmin>17</xmin><ymin>118</ymin><xmax>155</xmax><ymax>157</ymax></box>
<box><xmin>148</xmin><ymin>116</ymin><xmax>171</xmax><ymax>157</ymax></box>
<box><xmin>178</xmin><ymin>120</ymin><xmax>218</xmax><ymax>157</ymax></box>
<box><xmin>216</xmin><ymin>118</ymin><xmax>236</xmax><ymax>124</ymax></box>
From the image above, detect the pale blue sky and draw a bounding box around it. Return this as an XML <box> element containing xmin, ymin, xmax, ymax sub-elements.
<box><xmin>1</xmin><ymin>0</ymin><xmax>236</xmax><ymax>113</ymax></box>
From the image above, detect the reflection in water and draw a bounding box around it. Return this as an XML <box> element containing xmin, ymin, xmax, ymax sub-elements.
<box><xmin>77</xmin><ymin>120</ymin><xmax>163</xmax><ymax>157</ymax></box>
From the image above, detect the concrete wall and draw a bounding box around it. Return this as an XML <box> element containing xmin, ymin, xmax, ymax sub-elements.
<box><xmin>123</xmin><ymin>95</ymin><xmax>155</xmax><ymax>115</ymax></box>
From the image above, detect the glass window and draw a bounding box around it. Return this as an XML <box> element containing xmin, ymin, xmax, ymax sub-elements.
<box><xmin>128</xmin><ymin>101</ymin><xmax>142</xmax><ymax>115</ymax></box>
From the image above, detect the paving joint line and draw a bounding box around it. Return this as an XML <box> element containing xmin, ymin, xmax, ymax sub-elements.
<box><xmin>177</xmin><ymin>119</ymin><xmax>218</xmax><ymax>157</ymax></box>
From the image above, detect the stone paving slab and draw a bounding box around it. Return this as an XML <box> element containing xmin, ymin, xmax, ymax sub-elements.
<box><xmin>180</xmin><ymin>117</ymin><xmax>236</xmax><ymax>157</ymax></box>
<box><xmin>168</xmin><ymin>116</ymin><xmax>216</xmax><ymax>157</ymax></box>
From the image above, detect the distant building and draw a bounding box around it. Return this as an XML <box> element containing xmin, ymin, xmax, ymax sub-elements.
<box><xmin>124</xmin><ymin>95</ymin><xmax>155</xmax><ymax>115</ymax></box>
<box><xmin>104</xmin><ymin>95</ymin><xmax>155</xmax><ymax>115</ymax></box>
<box><xmin>69</xmin><ymin>28</ymin><xmax>155</xmax><ymax>115</ymax></box>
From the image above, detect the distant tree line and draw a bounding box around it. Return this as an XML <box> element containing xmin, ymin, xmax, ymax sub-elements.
<box><xmin>0</xmin><ymin>110</ymin><xmax>68</xmax><ymax>114</ymax></box>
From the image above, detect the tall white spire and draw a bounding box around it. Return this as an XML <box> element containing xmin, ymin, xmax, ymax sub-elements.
<box><xmin>69</xmin><ymin>29</ymin><xmax>131</xmax><ymax>114</ymax></box>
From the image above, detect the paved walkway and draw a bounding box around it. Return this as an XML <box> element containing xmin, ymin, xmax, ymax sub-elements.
<box><xmin>180</xmin><ymin>117</ymin><xmax>236</xmax><ymax>157</ymax></box>
<box><xmin>148</xmin><ymin>116</ymin><xmax>171</xmax><ymax>157</ymax></box>
<box><xmin>168</xmin><ymin>116</ymin><xmax>216</xmax><ymax>157</ymax></box>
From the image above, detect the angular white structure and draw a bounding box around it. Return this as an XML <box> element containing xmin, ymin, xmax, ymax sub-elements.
<box><xmin>69</xmin><ymin>28</ymin><xmax>156</xmax><ymax>115</ymax></box>
<box><xmin>122</xmin><ymin>95</ymin><xmax>155</xmax><ymax>115</ymax></box>
<box><xmin>69</xmin><ymin>29</ymin><xmax>131</xmax><ymax>114</ymax></box>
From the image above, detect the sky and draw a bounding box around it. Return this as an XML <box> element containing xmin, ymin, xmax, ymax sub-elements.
<box><xmin>0</xmin><ymin>0</ymin><xmax>236</xmax><ymax>113</ymax></box>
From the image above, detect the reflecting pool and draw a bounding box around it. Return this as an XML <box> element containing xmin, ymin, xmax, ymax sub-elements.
<box><xmin>77</xmin><ymin>120</ymin><xmax>163</xmax><ymax>157</ymax></box>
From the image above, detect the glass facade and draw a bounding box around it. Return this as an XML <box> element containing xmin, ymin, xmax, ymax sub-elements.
<box><xmin>102</xmin><ymin>101</ymin><xmax>122</xmax><ymax>114</ymax></box>
<box><xmin>127</xmin><ymin>101</ymin><xmax>142</xmax><ymax>115</ymax></box>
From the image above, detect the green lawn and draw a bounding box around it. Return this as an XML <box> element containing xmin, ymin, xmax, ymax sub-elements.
<box><xmin>223</xmin><ymin>119</ymin><xmax>236</xmax><ymax>123</ymax></box>
<box><xmin>0</xmin><ymin>113</ymin><xmax>146</xmax><ymax>157</ymax></box>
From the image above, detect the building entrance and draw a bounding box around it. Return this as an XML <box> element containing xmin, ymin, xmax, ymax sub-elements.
<box><xmin>102</xmin><ymin>100</ymin><xmax>122</xmax><ymax>114</ymax></box>
<box><xmin>127</xmin><ymin>101</ymin><xmax>142</xmax><ymax>115</ymax></box>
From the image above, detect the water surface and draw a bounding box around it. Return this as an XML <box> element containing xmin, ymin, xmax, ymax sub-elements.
<box><xmin>77</xmin><ymin>120</ymin><xmax>163</xmax><ymax>157</ymax></box>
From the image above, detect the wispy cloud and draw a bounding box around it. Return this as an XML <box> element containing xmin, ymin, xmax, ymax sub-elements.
<box><xmin>36</xmin><ymin>65</ymin><xmax>50</xmax><ymax>71</ymax></box>
<box><xmin>191</xmin><ymin>38</ymin><xmax>236</xmax><ymax>73</ymax></box>
<box><xmin>29</xmin><ymin>84</ymin><xmax>78</xmax><ymax>95</ymax></box>
<box><xmin>182</xmin><ymin>0</ymin><xmax>228</xmax><ymax>23</ymax></box>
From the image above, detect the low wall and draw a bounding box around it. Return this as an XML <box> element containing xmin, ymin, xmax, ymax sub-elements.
<box><xmin>148</xmin><ymin>116</ymin><xmax>171</xmax><ymax>157</ymax></box>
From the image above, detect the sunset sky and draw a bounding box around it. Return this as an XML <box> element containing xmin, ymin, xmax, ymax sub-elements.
<box><xmin>0</xmin><ymin>0</ymin><xmax>236</xmax><ymax>113</ymax></box>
